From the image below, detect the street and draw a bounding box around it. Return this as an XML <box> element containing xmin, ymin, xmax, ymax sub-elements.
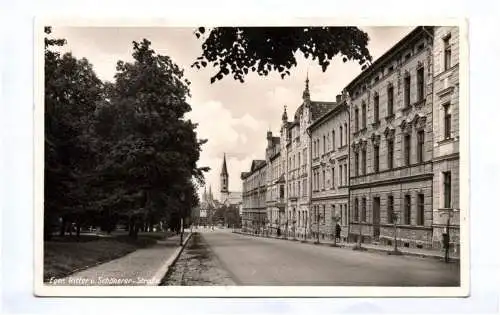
<box><xmin>200</xmin><ymin>230</ymin><xmax>460</xmax><ymax>286</ymax></box>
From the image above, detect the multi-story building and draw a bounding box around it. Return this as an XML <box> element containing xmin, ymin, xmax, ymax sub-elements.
<box><xmin>309</xmin><ymin>93</ymin><xmax>350</xmax><ymax>241</ymax></box>
<box><xmin>240</xmin><ymin>26</ymin><xmax>461</xmax><ymax>252</ymax></box>
<box><xmin>346</xmin><ymin>26</ymin><xmax>435</xmax><ymax>249</ymax></box>
<box><xmin>240</xmin><ymin>159</ymin><xmax>267</xmax><ymax>232</ymax></box>
<box><xmin>431</xmin><ymin>26</ymin><xmax>460</xmax><ymax>253</ymax></box>
<box><xmin>264</xmin><ymin>130</ymin><xmax>284</xmax><ymax>235</ymax></box>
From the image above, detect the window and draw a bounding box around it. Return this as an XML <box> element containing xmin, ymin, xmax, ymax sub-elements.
<box><xmin>444</xmin><ymin>103</ymin><xmax>452</xmax><ymax>139</ymax></box>
<box><xmin>387</xmin><ymin>84</ymin><xmax>394</xmax><ymax>116</ymax></box>
<box><xmin>417</xmin><ymin>66</ymin><xmax>424</xmax><ymax>101</ymax></box>
<box><xmin>298</xmin><ymin>153</ymin><xmax>301</xmax><ymax>168</ymax></box>
<box><xmin>417</xmin><ymin>130</ymin><xmax>425</xmax><ymax>163</ymax></box>
<box><xmin>322</xmin><ymin>170</ymin><xmax>326</xmax><ymax>189</ymax></box>
<box><xmin>339</xmin><ymin>126</ymin><xmax>343</xmax><ymax>147</ymax></box>
<box><xmin>344</xmin><ymin>123</ymin><xmax>348</xmax><ymax>145</ymax></box>
<box><xmin>361</xmin><ymin>198</ymin><xmax>367</xmax><ymax>222</ymax></box>
<box><xmin>361</xmin><ymin>149</ymin><xmax>367</xmax><ymax>175</ymax></box>
<box><xmin>417</xmin><ymin>194</ymin><xmax>424</xmax><ymax>226</ymax></box>
<box><xmin>297</xmin><ymin>181</ymin><xmax>300</xmax><ymax>196</ymax></box>
<box><xmin>404</xmin><ymin>195</ymin><xmax>411</xmax><ymax>225</ymax></box>
<box><xmin>404</xmin><ymin>133</ymin><xmax>411</xmax><ymax>166</ymax></box>
<box><xmin>340</xmin><ymin>165</ymin><xmax>344</xmax><ymax>186</ymax></box>
<box><xmin>323</xmin><ymin>205</ymin><xmax>326</xmax><ymax>224</ymax></box>
<box><xmin>280</xmin><ymin>185</ymin><xmax>284</xmax><ymax>199</ymax></box>
<box><xmin>344</xmin><ymin>163</ymin><xmax>347</xmax><ymax>185</ymax></box>
<box><xmin>355</xmin><ymin>108</ymin><xmax>359</xmax><ymax>132</ymax></box>
<box><xmin>387</xmin><ymin>195</ymin><xmax>394</xmax><ymax>223</ymax></box>
<box><xmin>323</xmin><ymin>135</ymin><xmax>326</xmax><ymax>154</ymax></box>
<box><xmin>374</xmin><ymin>93</ymin><xmax>379</xmax><ymax>122</ymax></box>
<box><xmin>354</xmin><ymin>198</ymin><xmax>359</xmax><ymax>221</ymax></box>
<box><xmin>404</xmin><ymin>74</ymin><xmax>411</xmax><ymax>107</ymax></box>
<box><xmin>332</xmin><ymin>167</ymin><xmax>335</xmax><ymax>190</ymax></box>
<box><xmin>373</xmin><ymin>144</ymin><xmax>380</xmax><ymax>172</ymax></box>
<box><xmin>332</xmin><ymin>130</ymin><xmax>336</xmax><ymax>151</ymax></box>
<box><xmin>444</xmin><ymin>35</ymin><xmax>451</xmax><ymax>71</ymax></box>
<box><xmin>362</xmin><ymin>102</ymin><xmax>367</xmax><ymax>129</ymax></box>
<box><xmin>387</xmin><ymin>139</ymin><xmax>394</xmax><ymax>169</ymax></box>
<box><xmin>443</xmin><ymin>171</ymin><xmax>451</xmax><ymax>208</ymax></box>
<box><xmin>354</xmin><ymin>152</ymin><xmax>359</xmax><ymax>176</ymax></box>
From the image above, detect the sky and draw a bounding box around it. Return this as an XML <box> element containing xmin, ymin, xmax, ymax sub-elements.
<box><xmin>51</xmin><ymin>26</ymin><xmax>414</xmax><ymax>201</ymax></box>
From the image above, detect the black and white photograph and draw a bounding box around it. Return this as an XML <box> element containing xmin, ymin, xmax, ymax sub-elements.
<box><xmin>35</xmin><ymin>21</ymin><xmax>468</xmax><ymax>296</ymax></box>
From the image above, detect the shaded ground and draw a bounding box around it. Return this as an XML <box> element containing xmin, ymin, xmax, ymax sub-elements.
<box><xmin>44</xmin><ymin>231</ymin><xmax>174</xmax><ymax>281</ymax></box>
<box><xmin>201</xmin><ymin>230</ymin><xmax>461</xmax><ymax>286</ymax></box>
<box><xmin>160</xmin><ymin>233</ymin><xmax>235</xmax><ymax>286</ymax></box>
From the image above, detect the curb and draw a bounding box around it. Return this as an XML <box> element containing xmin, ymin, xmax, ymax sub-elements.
<box><xmin>233</xmin><ymin>231</ymin><xmax>459</xmax><ymax>263</ymax></box>
<box><xmin>150</xmin><ymin>232</ymin><xmax>192</xmax><ymax>286</ymax></box>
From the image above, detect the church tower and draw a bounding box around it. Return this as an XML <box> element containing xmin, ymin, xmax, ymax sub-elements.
<box><xmin>220</xmin><ymin>153</ymin><xmax>229</xmax><ymax>202</ymax></box>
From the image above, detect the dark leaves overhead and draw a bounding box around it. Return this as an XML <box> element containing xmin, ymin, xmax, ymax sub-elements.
<box><xmin>191</xmin><ymin>27</ymin><xmax>373</xmax><ymax>83</ymax></box>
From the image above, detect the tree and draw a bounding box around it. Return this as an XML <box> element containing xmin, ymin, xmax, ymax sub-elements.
<box><xmin>92</xmin><ymin>39</ymin><xmax>209</xmax><ymax>238</ymax></box>
<box><xmin>191</xmin><ymin>27</ymin><xmax>373</xmax><ymax>83</ymax></box>
<box><xmin>44</xmin><ymin>26</ymin><xmax>104</xmax><ymax>239</ymax></box>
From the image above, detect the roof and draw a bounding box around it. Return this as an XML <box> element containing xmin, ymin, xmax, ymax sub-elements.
<box><xmin>310</xmin><ymin>101</ymin><xmax>337</xmax><ymax>121</ymax></box>
<box><xmin>345</xmin><ymin>26</ymin><xmax>432</xmax><ymax>92</ymax></box>
<box><xmin>309</xmin><ymin>100</ymin><xmax>347</xmax><ymax>131</ymax></box>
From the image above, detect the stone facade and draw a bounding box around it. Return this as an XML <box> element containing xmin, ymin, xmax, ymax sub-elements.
<box><xmin>431</xmin><ymin>26</ymin><xmax>461</xmax><ymax>254</ymax></box>
<box><xmin>240</xmin><ymin>26</ymin><xmax>461</xmax><ymax>251</ymax></box>
<box><xmin>240</xmin><ymin>160</ymin><xmax>267</xmax><ymax>232</ymax></box>
<box><xmin>346</xmin><ymin>26</ymin><xmax>435</xmax><ymax>248</ymax></box>
<box><xmin>310</xmin><ymin>95</ymin><xmax>350</xmax><ymax>241</ymax></box>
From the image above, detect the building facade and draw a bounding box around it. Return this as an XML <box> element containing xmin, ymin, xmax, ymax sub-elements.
<box><xmin>346</xmin><ymin>26</ymin><xmax>435</xmax><ymax>248</ymax></box>
<box><xmin>431</xmin><ymin>26</ymin><xmax>460</xmax><ymax>253</ymax></box>
<box><xmin>240</xmin><ymin>26</ymin><xmax>461</xmax><ymax>251</ymax></box>
<box><xmin>264</xmin><ymin>130</ymin><xmax>283</xmax><ymax>235</ymax></box>
<box><xmin>240</xmin><ymin>159</ymin><xmax>267</xmax><ymax>232</ymax></box>
<box><xmin>309</xmin><ymin>93</ymin><xmax>350</xmax><ymax>241</ymax></box>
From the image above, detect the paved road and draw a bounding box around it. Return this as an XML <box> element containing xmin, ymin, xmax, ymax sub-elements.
<box><xmin>201</xmin><ymin>230</ymin><xmax>460</xmax><ymax>286</ymax></box>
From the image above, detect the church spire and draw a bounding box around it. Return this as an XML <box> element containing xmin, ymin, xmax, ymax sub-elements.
<box><xmin>302</xmin><ymin>72</ymin><xmax>310</xmax><ymax>102</ymax></box>
<box><xmin>220</xmin><ymin>153</ymin><xmax>229</xmax><ymax>194</ymax></box>
<box><xmin>221</xmin><ymin>153</ymin><xmax>228</xmax><ymax>176</ymax></box>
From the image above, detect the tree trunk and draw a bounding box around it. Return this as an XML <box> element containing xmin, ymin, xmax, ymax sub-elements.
<box><xmin>76</xmin><ymin>215</ymin><xmax>81</xmax><ymax>239</ymax></box>
<box><xmin>59</xmin><ymin>216</ymin><xmax>66</xmax><ymax>237</ymax></box>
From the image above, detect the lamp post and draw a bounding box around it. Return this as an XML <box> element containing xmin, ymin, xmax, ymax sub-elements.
<box><xmin>390</xmin><ymin>212</ymin><xmax>402</xmax><ymax>255</ymax></box>
<box><xmin>440</xmin><ymin>210</ymin><xmax>453</xmax><ymax>263</ymax></box>
<box><xmin>179</xmin><ymin>192</ymin><xmax>185</xmax><ymax>246</ymax></box>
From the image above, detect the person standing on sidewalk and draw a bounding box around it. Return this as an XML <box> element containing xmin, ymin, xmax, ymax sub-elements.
<box><xmin>335</xmin><ymin>223</ymin><xmax>342</xmax><ymax>243</ymax></box>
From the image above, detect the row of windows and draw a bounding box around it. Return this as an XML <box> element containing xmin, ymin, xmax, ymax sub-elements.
<box><xmin>312</xmin><ymin>162</ymin><xmax>348</xmax><ymax>191</ymax></box>
<box><xmin>313</xmin><ymin>122</ymin><xmax>348</xmax><ymax>158</ymax></box>
<box><xmin>353</xmin><ymin>194</ymin><xmax>426</xmax><ymax>226</ymax></box>
<box><xmin>311</xmin><ymin>204</ymin><xmax>349</xmax><ymax>226</ymax></box>
<box><xmin>353</xmin><ymin>130</ymin><xmax>426</xmax><ymax>177</ymax></box>
<box><xmin>354</xmin><ymin>66</ymin><xmax>426</xmax><ymax>132</ymax></box>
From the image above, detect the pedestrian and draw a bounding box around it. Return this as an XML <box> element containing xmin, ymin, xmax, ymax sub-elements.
<box><xmin>335</xmin><ymin>223</ymin><xmax>342</xmax><ymax>243</ymax></box>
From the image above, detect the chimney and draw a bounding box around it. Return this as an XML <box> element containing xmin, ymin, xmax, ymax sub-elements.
<box><xmin>336</xmin><ymin>94</ymin><xmax>342</xmax><ymax>103</ymax></box>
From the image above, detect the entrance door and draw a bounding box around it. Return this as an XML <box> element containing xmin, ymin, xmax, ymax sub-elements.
<box><xmin>373</xmin><ymin>197</ymin><xmax>381</xmax><ymax>240</ymax></box>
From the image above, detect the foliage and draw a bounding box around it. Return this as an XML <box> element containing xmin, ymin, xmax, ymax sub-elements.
<box><xmin>192</xmin><ymin>27</ymin><xmax>373</xmax><ymax>83</ymax></box>
<box><xmin>44</xmin><ymin>29</ymin><xmax>208</xmax><ymax>239</ymax></box>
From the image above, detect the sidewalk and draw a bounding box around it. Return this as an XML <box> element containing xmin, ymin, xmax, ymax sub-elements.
<box><xmin>234</xmin><ymin>230</ymin><xmax>459</xmax><ymax>262</ymax></box>
<box><xmin>48</xmin><ymin>233</ymin><xmax>191</xmax><ymax>286</ymax></box>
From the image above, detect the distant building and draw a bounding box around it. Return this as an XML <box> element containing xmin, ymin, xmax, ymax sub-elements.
<box><xmin>219</xmin><ymin>153</ymin><xmax>242</xmax><ymax>208</ymax></box>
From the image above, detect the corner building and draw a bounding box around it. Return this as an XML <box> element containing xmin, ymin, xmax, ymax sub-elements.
<box><xmin>346</xmin><ymin>26</ymin><xmax>435</xmax><ymax>248</ymax></box>
<box><xmin>431</xmin><ymin>26</ymin><xmax>460</xmax><ymax>253</ymax></box>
